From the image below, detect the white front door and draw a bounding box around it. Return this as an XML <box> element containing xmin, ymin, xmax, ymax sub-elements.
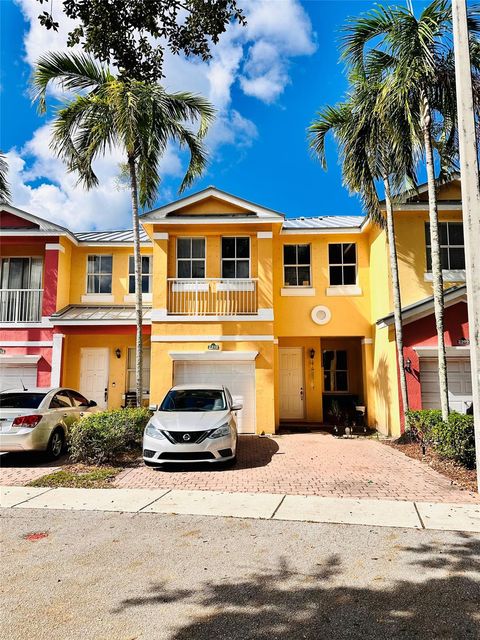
<box><xmin>80</xmin><ymin>348</ymin><xmax>109</xmax><ymax>409</ymax></box>
<box><xmin>279</xmin><ymin>347</ymin><xmax>305</xmax><ymax>420</ymax></box>
<box><xmin>421</xmin><ymin>356</ymin><xmax>472</xmax><ymax>413</ymax></box>
<box><xmin>173</xmin><ymin>360</ymin><xmax>256</xmax><ymax>434</ymax></box>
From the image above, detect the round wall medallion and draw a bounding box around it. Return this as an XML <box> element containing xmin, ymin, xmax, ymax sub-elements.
<box><xmin>311</xmin><ymin>305</ymin><xmax>331</xmax><ymax>325</ymax></box>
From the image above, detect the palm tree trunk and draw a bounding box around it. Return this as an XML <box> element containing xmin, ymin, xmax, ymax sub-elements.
<box><xmin>421</xmin><ymin>92</ymin><xmax>449</xmax><ymax>421</ymax></box>
<box><xmin>383</xmin><ymin>176</ymin><xmax>409</xmax><ymax>429</ymax></box>
<box><xmin>128</xmin><ymin>155</ymin><xmax>143</xmax><ymax>408</ymax></box>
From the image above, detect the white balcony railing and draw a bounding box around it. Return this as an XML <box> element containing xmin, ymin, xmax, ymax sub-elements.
<box><xmin>0</xmin><ymin>289</ymin><xmax>43</xmax><ymax>323</ymax></box>
<box><xmin>167</xmin><ymin>278</ymin><xmax>258</xmax><ymax>316</ymax></box>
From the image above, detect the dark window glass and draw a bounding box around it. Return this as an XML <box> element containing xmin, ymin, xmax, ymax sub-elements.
<box><xmin>192</xmin><ymin>238</ymin><xmax>205</xmax><ymax>259</ymax></box>
<box><xmin>343</xmin><ymin>266</ymin><xmax>357</xmax><ymax>285</ymax></box>
<box><xmin>297</xmin><ymin>244</ymin><xmax>310</xmax><ymax>264</ymax></box>
<box><xmin>177</xmin><ymin>239</ymin><xmax>205</xmax><ymax>278</ymax></box>
<box><xmin>177</xmin><ymin>238</ymin><xmax>191</xmax><ymax>259</ymax></box>
<box><xmin>449</xmin><ymin>248</ymin><xmax>465</xmax><ymax>270</ymax></box>
<box><xmin>329</xmin><ymin>266</ymin><xmax>343</xmax><ymax>286</ymax></box>
<box><xmin>439</xmin><ymin>224</ymin><xmax>449</xmax><ymax>245</ymax></box>
<box><xmin>191</xmin><ymin>260</ymin><xmax>205</xmax><ymax>278</ymax></box>
<box><xmin>222</xmin><ymin>238</ymin><xmax>236</xmax><ymax>259</ymax></box>
<box><xmin>99</xmin><ymin>275</ymin><xmax>112</xmax><ymax>293</ymax></box>
<box><xmin>283</xmin><ymin>245</ymin><xmax>311</xmax><ymax>286</ymax></box>
<box><xmin>284</xmin><ymin>245</ymin><xmax>297</xmax><ymax>265</ymax></box>
<box><xmin>0</xmin><ymin>393</ymin><xmax>46</xmax><ymax>408</ymax></box>
<box><xmin>328</xmin><ymin>244</ymin><xmax>342</xmax><ymax>264</ymax></box>
<box><xmin>87</xmin><ymin>255</ymin><xmax>112</xmax><ymax>293</ymax></box>
<box><xmin>284</xmin><ymin>267</ymin><xmax>298</xmax><ymax>286</ymax></box>
<box><xmin>68</xmin><ymin>390</ymin><xmax>89</xmax><ymax>407</ymax></box>
<box><xmin>336</xmin><ymin>372</ymin><xmax>348</xmax><ymax>392</ymax></box>
<box><xmin>177</xmin><ymin>260</ymin><xmax>191</xmax><ymax>278</ymax></box>
<box><xmin>237</xmin><ymin>260</ymin><xmax>250</xmax><ymax>278</ymax></box>
<box><xmin>221</xmin><ymin>237</ymin><xmax>250</xmax><ymax>278</ymax></box>
<box><xmin>328</xmin><ymin>244</ymin><xmax>357</xmax><ymax>286</ymax></box>
<box><xmin>50</xmin><ymin>392</ymin><xmax>72</xmax><ymax>409</ymax></box>
<box><xmin>297</xmin><ymin>267</ymin><xmax>311</xmax><ymax>285</ymax></box>
<box><xmin>448</xmin><ymin>223</ymin><xmax>464</xmax><ymax>246</ymax></box>
<box><xmin>236</xmin><ymin>237</ymin><xmax>250</xmax><ymax>258</ymax></box>
<box><xmin>222</xmin><ymin>261</ymin><xmax>236</xmax><ymax>278</ymax></box>
<box><xmin>336</xmin><ymin>350</ymin><xmax>348</xmax><ymax>370</ymax></box>
<box><xmin>343</xmin><ymin>243</ymin><xmax>356</xmax><ymax>263</ymax></box>
<box><xmin>426</xmin><ymin>247</ymin><xmax>432</xmax><ymax>272</ymax></box>
<box><xmin>160</xmin><ymin>389</ymin><xmax>227</xmax><ymax>412</ymax></box>
<box><xmin>425</xmin><ymin>222</ymin><xmax>465</xmax><ymax>273</ymax></box>
<box><xmin>322</xmin><ymin>350</ymin><xmax>348</xmax><ymax>392</ymax></box>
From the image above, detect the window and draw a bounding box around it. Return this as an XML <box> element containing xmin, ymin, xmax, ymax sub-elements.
<box><xmin>323</xmin><ymin>350</ymin><xmax>348</xmax><ymax>392</ymax></box>
<box><xmin>177</xmin><ymin>238</ymin><xmax>205</xmax><ymax>278</ymax></box>
<box><xmin>425</xmin><ymin>222</ymin><xmax>465</xmax><ymax>271</ymax></box>
<box><xmin>1</xmin><ymin>257</ymin><xmax>42</xmax><ymax>289</ymax></box>
<box><xmin>87</xmin><ymin>255</ymin><xmax>112</xmax><ymax>293</ymax></box>
<box><xmin>221</xmin><ymin>237</ymin><xmax>250</xmax><ymax>278</ymax></box>
<box><xmin>283</xmin><ymin>244</ymin><xmax>311</xmax><ymax>286</ymax></box>
<box><xmin>126</xmin><ymin>347</ymin><xmax>151</xmax><ymax>394</ymax></box>
<box><xmin>68</xmin><ymin>390</ymin><xmax>89</xmax><ymax>407</ymax></box>
<box><xmin>50</xmin><ymin>391</ymin><xmax>73</xmax><ymax>409</ymax></box>
<box><xmin>329</xmin><ymin>243</ymin><xmax>357</xmax><ymax>286</ymax></box>
<box><xmin>128</xmin><ymin>256</ymin><xmax>152</xmax><ymax>294</ymax></box>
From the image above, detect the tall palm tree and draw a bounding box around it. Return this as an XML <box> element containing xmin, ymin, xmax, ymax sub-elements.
<box><xmin>0</xmin><ymin>152</ymin><xmax>11</xmax><ymax>204</ymax></box>
<box><xmin>341</xmin><ymin>0</ymin><xmax>480</xmax><ymax>420</ymax></box>
<box><xmin>33</xmin><ymin>52</ymin><xmax>215</xmax><ymax>407</ymax></box>
<box><xmin>309</xmin><ymin>75</ymin><xmax>418</xmax><ymax>429</ymax></box>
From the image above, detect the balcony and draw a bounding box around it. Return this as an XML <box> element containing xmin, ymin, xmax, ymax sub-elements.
<box><xmin>0</xmin><ymin>289</ymin><xmax>43</xmax><ymax>323</ymax></box>
<box><xmin>167</xmin><ymin>278</ymin><xmax>258</xmax><ymax>316</ymax></box>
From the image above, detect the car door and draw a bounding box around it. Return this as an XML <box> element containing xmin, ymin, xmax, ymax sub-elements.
<box><xmin>49</xmin><ymin>391</ymin><xmax>77</xmax><ymax>433</ymax></box>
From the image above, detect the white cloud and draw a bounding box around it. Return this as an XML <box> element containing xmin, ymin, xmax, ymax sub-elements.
<box><xmin>9</xmin><ymin>0</ymin><xmax>315</xmax><ymax>228</ymax></box>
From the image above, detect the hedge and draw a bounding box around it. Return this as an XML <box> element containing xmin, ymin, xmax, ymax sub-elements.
<box><xmin>69</xmin><ymin>407</ymin><xmax>151</xmax><ymax>465</ymax></box>
<box><xmin>406</xmin><ymin>409</ymin><xmax>476</xmax><ymax>469</ymax></box>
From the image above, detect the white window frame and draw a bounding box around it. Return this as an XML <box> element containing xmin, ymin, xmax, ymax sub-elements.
<box><xmin>176</xmin><ymin>237</ymin><xmax>206</xmax><ymax>279</ymax></box>
<box><xmin>328</xmin><ymin>243</ymin><xmax>357</xmax><ymax>286</ymax></box>
<box><xmin>283</xmin><ymin>244</ymin><xmax>312</xmax><ymax>287</ymax></box>
<box><xmin>221</xmin><ymin>236</ymin><xmax>251</xmax><ymax>279</ymax></box>
<box><xmin>128</xmin><ymin>255</ymin><xmax>152</xmax><ymax>294</ymax></box>
<box><xmin>425</xmin><ymin>221</ymin><xmax>465</xmax><ymax>272</ymax></box>
<box><xmin>86</xmin><ymin>255</ymin><xmax>113</xmax><ymax>294</ymax></box>
<box><xmin>0</xmin><ymin>257</ymin><xmax>43</xmax><ymax>290</ymax></box>
<box><xmin>126</xmin><ymin>347</ymin><xmax>151</xmax><ymax>395</ymax></box>
<box><xmin>322</xmin><ymin>349</ymin><xmax>349</xmax><ymax>393</ymax></box>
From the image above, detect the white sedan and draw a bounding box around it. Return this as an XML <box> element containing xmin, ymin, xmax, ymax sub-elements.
<box><xmin>143</xmin><ymin>384</ymin><xmax>241</xmax><ymax>466</ymax></box>
<box><xmin>0</xmin><ymin>388</ymin><xmax>98</xmax><ymax>460</ymax></box>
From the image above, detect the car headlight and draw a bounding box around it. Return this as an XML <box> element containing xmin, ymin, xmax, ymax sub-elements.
<box><xmin>145</xmin><ymin>422</ymin><xmax>166</xmax><ymax>439</ymax></box>
<box><xmin>209</xmin><ymin>423</ymin><xmax>231</xmax><ymax>439</ymax></box>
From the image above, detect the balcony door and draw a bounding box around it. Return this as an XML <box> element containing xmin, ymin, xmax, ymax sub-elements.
<box><xmin>0</xmin><ymin>258</ymin><xmax>43</xmax><ymax>322</ymax></box>
<box><xmin>1</xmin><ymin>257</ymin><xmax>42</xmax><ymax>290</ymax></box>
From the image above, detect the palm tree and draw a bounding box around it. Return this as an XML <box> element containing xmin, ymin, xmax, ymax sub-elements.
<box><xmin>341</xmin><ymin>0</ymin><xmax>480</xmax><ymax>420</ymax></box>
<box><xmin>309</xmin><ymin>74</ymin><xmax>417</xmax><ymax>429</ymax></box>
<box><xmin>33</xmin><ymin>52</ymin><xmax>215</xmax><ymax>407</ymax></box>
<box><xmin>0</xmin><ymin>152</ymin><xmax>11</xmax><ymax>203</ymax></box>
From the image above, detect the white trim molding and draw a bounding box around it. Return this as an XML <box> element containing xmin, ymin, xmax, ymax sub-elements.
<box><xmin>0</xmin><ymin>355</ymin><xmax>41</xmax><ymax>365</ymax></box>
<box><xmin>0</xmin><ymin>317</ymin><xmax>54</xmax><ymax>330</ymax></box>
<box><xmin>257</xmin><ymin>231</ymin><xmax>273</xmax><ymax>239</ymax></box>
<box><xmin>81</xmin><ymin>294</ymin><xmax>115</xmax><ymax>304</ymax></box>
<box><xmin>414</xmin><ymin>346</ymin><xmax>471</xmax><ymax>358</ymax></box>
<box><xmin>169</xmin><ymin>350</ymin><xmax>259</xmax><ymax>361</ymax></box>
<box><xmin>361</xmin><ymin>338</ymin><xmax>373</xmax><ymax>345</ymax></box>
<box><xmin>151</xmin><ymin>308</ymin><xmax>274</xmax><ymax>322</ymax></box>
<box><xmin>50</xmin><ymin>333</ymin><xmax>65</xmax><ymax>387</ymax></box>
<box><xmin>153</xmin><ymin>232</ymin><xmax>169</xmax><ymax>240</ymax></box>
<box><xmin>281</xmin><ymin>287</ymin><xmax>316</xmax><ymax>297</ymax></box>
<box><xmin>45</xmin><ymin>243</ymin><xmax>65</xmax><ymax>253</ymax></box>
<box><xmin>424</xmin><ymin>270</ymin><xmax>466</xmax><ymax>282</ymax></box>
<box><xmin>326</xmin><ymin>285</ymin><xmax>363</xmax><ymax>297</ymax></box>
<box><xmin>51</xmin><ymin>319</ymin><xmax>152</xmax><ymax>326</ymax></box>
<box><xmin>0</xmin><ymin>340</ymin><xmax>53</xmax><ymax>347</ymax></box>
<box><xmin>152</xmin><ymin>334</ymin><xmax>275</xmax><ymax>342</ymax></box>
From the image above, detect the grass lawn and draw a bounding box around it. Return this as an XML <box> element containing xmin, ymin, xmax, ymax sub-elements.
<box><xmin>28</xmin><ymin>465</ymin><xmax>123</xmax><ymax>489</ymax></box>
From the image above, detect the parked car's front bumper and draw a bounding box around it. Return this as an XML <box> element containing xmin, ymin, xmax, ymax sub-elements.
<box><xmin>0</xmin><ymin>426</ymin><xmax>51</xmax><ymax>453</ymax></box>
<box><xmin>142</xmin><ymin>432</ymin><xmax>237</xmax><ymax>464</ymax></box>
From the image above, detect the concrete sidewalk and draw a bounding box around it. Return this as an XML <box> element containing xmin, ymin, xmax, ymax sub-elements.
<box><xmin>2</xmin><ymin>485</ymin><xmax>480</xmax><ymax>532</ymax></box>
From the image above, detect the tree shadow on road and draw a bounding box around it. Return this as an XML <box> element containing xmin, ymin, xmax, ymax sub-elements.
<box><xmin>115</xmin><ymin>533</ymin><xmax>480</xmax><ymax>639</ymax></box>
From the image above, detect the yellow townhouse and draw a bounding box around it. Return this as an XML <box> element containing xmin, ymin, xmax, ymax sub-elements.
<box><xmin>0</xmin><ymin>178</ymin><xmax>471</xmax><ymax>437</ymax></box>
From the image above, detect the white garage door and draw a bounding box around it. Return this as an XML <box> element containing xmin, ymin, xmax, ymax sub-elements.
<box><xmin>0</xmin><ymin>363</ymin><xmax>38</xmax><ymax>392</ymax></box>
<box><xmin>421</xmin><ymin>357</ymin><xmax>472</xmax><ymax>413</ymax></box>
<box><xmin>173</xmin><ymin>360</ymin><xmax>256</xmax><ymax>433</ymax></box>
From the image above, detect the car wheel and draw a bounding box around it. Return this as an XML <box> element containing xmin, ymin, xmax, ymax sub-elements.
<box><xmin>46</xmin><ymin>428</ymin><xmax>65</xmax><ymax>461</ymax></box>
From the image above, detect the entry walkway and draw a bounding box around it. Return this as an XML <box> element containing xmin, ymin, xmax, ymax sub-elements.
<box><xmin>115</xmin><ymin>433</ymin><xmax>479</xmax><ymax>503</ymax></box>
<box><xmin>1</xmin><ymin>486</ymin><xmax>480</xmax><ymax>532</ymax></box>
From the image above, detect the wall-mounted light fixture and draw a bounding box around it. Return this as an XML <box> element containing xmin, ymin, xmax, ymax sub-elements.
<box><xmin>309</xmin><ymin>348</ymin><xmax>316</xmax><ymax>360</ymax></box>
<box><xmin>115</xmin><ymin>348</ymin><xmax>122</xmax><ymax>359</ymax></box>
<box><xmin>404</xmin><ymin>357</ymin><xmax>412</xmax><ymax>373</ymax></box>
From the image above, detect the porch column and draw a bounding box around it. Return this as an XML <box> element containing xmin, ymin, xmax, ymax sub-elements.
<box><xmin>361</xmin><ymin>338</ymin><xmax>375</xmax><ymax>428</ymax></box>
<box><xmin>152</xmin><ymin>233</ymin><xmax>168</xmax><ymax>314</ymax></box>
<box><xmin>257</xmin><ymin>231</ymin><xmax>273</xmax><ymax>314</ymax></box>
<box><xmin>42</xmin><ymin>243</ymin><xmax>63</xmax><ymax>318</ymax></box>
<box><xmin>50</xmin><ymin>333</ymin><xmax>65</xmax><ymax>387</ymax></box>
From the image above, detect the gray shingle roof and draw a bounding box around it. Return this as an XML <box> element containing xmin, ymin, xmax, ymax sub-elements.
<box><xmin>74</xmin><ymin>229</ymin><xmax>150</xmax><ymax>243</ymax></box>
<box><xmin>283</xmin><ymin>215</ymin><xmax>365</xmax><ymax>229</ymax></box>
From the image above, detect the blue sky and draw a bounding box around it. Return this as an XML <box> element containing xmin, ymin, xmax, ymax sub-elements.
<box><xmin>0</xmin><ymin>0</ymin><xmax>430</xmax><ymax>230</ymax></box>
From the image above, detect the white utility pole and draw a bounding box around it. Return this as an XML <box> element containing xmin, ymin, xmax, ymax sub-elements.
<box><xmin>451</xmin><ymin>0</ymin><xmax>480</xmax><ymax>490</ymax></box>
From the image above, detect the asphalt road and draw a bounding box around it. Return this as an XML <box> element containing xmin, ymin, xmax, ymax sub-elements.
<box><xmin>1</xmin><ymin>508</ymin><xmax>479</xmax><ymax>640</ymax></box>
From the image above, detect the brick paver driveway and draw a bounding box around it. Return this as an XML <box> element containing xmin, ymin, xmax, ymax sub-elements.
<box><xmin>115</xmin><ymin>433</ymin><xmax>479</xmax><ymax>503</ymax></box>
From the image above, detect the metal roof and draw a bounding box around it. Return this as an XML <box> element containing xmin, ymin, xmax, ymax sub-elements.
<box><xmin>74</xmin><ymin>229</ymin><xmax>150</xmax><ymax>243</ymax></box>
<box><xmin>51</xmin><ymin>305</ymin><xmax>152</xmax><ymax>323</ymax></box>
<box><xmin>283</xmin><ymin>215</ymin><xmax>365</xmax><ymax>229</ymax></box>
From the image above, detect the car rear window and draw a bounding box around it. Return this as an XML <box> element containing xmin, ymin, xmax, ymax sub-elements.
<box><xmin>0</xmin><ymin>393</ymin><xmax>47</xmax><ymax>409</ymax></box>
<box><xmin>160</xmin><ymin>390</ymin><xmax>226</xmax><ymax>412</ymax></box>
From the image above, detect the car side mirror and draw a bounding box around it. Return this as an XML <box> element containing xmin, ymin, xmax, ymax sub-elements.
<box><xmin>149</xmin><ymin>403</ymin><xmax>158</xmax><ymax>412</ymax></box>
<box><xmin>231</xmin><ymin>404</ymin><xmax>242</xmax><ymax>412</ymax></box>
<box><xmin>88</xmin><ymin>400</ymin><xmax>97</xmax><ymax>408</ymax></box>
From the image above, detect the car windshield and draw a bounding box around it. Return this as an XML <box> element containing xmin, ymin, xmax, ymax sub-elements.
<box><xmin>0</xmin><ymin>393</ymin><xmax>47</xmax><ymax>409</ymax></box>
<box><xmin>160</xmin><ymin>389</ymin><xmax>227</xmax><ymax>412</ymax></box>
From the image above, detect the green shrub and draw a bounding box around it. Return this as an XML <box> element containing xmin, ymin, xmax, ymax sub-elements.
<box><xmin>69</xmin><ymin>407</ymin><xmax>151</xmax><ymax>465</ymax></box>
<box><xmin>405</xmin><ymin>409</ymin><xmax>443</xmax><ymax>445</ymax></box>
<box><xmin>431</xmin><ymin>412</ymin><xmax>476</xmax><ymax>469</ymax></box>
